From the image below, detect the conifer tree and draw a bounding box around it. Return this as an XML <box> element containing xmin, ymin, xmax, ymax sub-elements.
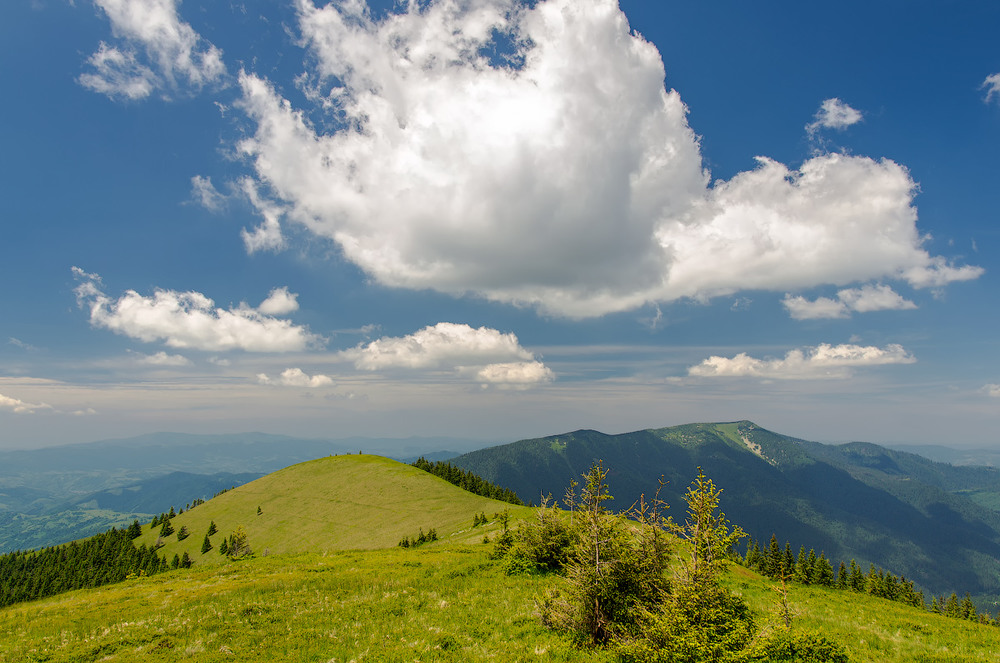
<box><xmin>228</xmin><ymin>526</ymin><xmax>252</xmax><ymax>558</ymax></box>
<box><xmin>766</xmin><ymin>535</ymin><xmax>781</xmax><ymax>578</ymax></box>
<box><xmin>849</xmin><ymin>560</ymin><xmax>864</xmax><ymax>591</ymax></box>
<box><xmin>181</xmin><ymin>552</ymin><xmax>192</xmax><ymax>568</ymax></box>
<box><xmin>836</xmin><ymin>561</ymin><xmax>848</xmax><ymax>590</ymax></box>
<box><xmin>945</xmin><ymin>592</ymin><xmax>961</xmax><ymax>618</ymax></box>
<box><xmin>219</xmin><ymin>538</ymin><xmax>229</xmax><ymax>556</ymax></box>
<box><xmin>815</xmin><ymin>553</ymin><xmax>834</xmax><ymax>587</ymax></box>
<box><xmin>783</xmin><ymin>542</ymin><xmax>795</xmax><ymax>578</ymax></box>
<box><xmin>795</xmin><ymin>545</ymin><xmax>808</xmax><ymax>583</ymax></box>
<box><xmin>207</xmin><ymin>521</ymin><xmax>218</xmax><ymax>536</ymax></box>
<box><xmin>805</xmin><ymin>549</ymin><xmax>817</xmax><ymax>585</ymax></box>
<box><xmin>201</xmin><ymin>535</ymin><xmax>212</xmax><ymax>554</ymax></box>
<box><xmin>126</xmin><ymin>520</ymin><xmax>142</xmax><ymax>540</ymax></box>
<box><xmin>961</xmin><ymin>593</ymin><xmax>977</xmax><ymax>620</ymax></box>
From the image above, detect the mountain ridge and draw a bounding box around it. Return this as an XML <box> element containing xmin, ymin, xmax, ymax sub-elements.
<box><xmin>450</xmin><ymin>420</ymin><xmax>1000</xmax><ymax>603</ymax></box>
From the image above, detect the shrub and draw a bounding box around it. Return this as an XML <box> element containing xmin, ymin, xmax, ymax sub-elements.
<box><xmin>742</xmin><ymin>629</ymin><xmax>850</xmax><ymax>663</ymax></box>
<box><xmin>539</xmin><ymin>462</ymin><xmax>670</xmax><ymax>645</ymax></box>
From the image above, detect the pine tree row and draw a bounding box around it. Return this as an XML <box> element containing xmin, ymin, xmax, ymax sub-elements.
<box><xmin>741</xmin><ymin>535</ymin><xmax>997</xmax><ymax>624</ymax></box>
<box><xmin>398</xmin><ymin>527</ymin><xmax>438</xmax><ymax>548</ymax></box>
<box><xmin>410</xmin><ymin>458</ymin><xmax>524</xmax><ymax>505</ymax></box>
<box><xmin>0</xmin><ymin>523</ymin><xmax>168</xmax><ymax>609</ymax></box>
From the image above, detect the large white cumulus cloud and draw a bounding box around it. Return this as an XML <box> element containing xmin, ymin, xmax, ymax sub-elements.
<box><xmin>235</xmin><ymin>0</ymin><xmax>980</xmax><ymax>318</ymax></box>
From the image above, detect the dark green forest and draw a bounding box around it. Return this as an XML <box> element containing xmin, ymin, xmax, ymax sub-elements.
<box><xmin>411</xmin><ymin>457</ymin><xmax>524</xmax><ymax>505</ymax></box>
<box><xmin>0</xmin><ymin>523</ymin><xmax>167</xmax><ymax>608</ymax></box>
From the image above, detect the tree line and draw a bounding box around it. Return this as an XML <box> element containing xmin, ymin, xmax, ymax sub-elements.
<box><xmin>411</xmin><ymin>457</ymin><xmax>524</xmax><ymax>505</ymax></box>
<box><xmin>741</xmin><ymin>534</ymin><xmax>995</xmax><ymax>625</ymax></box>
<box><xmin>0</xmin><ymin>523</ymin><xmax>168</xmax><ymax>608</ymax></box>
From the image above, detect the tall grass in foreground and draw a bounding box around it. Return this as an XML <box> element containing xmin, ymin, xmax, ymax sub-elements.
<box><xmin>0</xmin><ymin>545</ymin><xmax>611</xmax><ymax>662</ymax></box>
<box><xmin>3</xmin><ymin>541</ymin><xmax>1000</xmax><ymax>662</ymax></box>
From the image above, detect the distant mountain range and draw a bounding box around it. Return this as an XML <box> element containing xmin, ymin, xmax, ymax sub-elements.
<box><xmin>450</xmin><ymin>421</ymin><xmax>1000</xmax><ymax>603</ymax></box>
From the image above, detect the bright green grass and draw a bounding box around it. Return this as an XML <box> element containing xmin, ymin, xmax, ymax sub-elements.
<box><xmin>136</xmin><ymin>454</ymin><xmax>533</xmax><ymax>565</ymax></box>
<box><xmin>6</xmin><ymin>455</ymin><xmax>1000</xmax><ymax>661</ymax></box>
<box><xmin>4</xmin><ymin>544</ymin><xmax>1000</xmax><ymax>662</ymax></box>
<box><xmin>725</xmin><ymin>565</ymin><xmax>1000</xmax><ymax>662</ymax></box>
<box><xmin>0</xmin><ymin>543</ymin><xmax>610</xmax><ymax>662</ymax></box>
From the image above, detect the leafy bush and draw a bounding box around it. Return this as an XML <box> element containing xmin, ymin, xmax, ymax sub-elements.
<box><xmin>614</xmin><ymin>584</ymin><xmax>757</xmax><ymax>662</ymax></box>
<box><xmin>741</xmin><ymin>628</ymin><xmax>850</xmax><ymax>662</ymax></box>
<box><xmin>501</xmin><ymin>500</ymin><xmax>576</xmax><ymax>574</ymax></box>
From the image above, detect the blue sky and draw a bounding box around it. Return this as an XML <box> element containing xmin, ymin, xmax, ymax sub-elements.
<box><xmin>1</xmin><ymin>0</ymin><xmax>998</xmax><ymax>450</ymax></box>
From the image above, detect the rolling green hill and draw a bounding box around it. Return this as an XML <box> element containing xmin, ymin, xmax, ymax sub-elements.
<box><xmin>5</xmin><ymin>449</ymin><xmax>1000</xmax><ymax>661</ymax></box>
<box><xmin>450</xmin><ymin>421</ymin><xmax>1000</xmax><ymax>605</ymax></box>
<box><xmin>4</xmin><ymin>539</ymin><xmax>1000</xmax><ymax>660</ymax></box>
<box><xmin>135</xmin><ymin>454</ymin><xmax>533</xmax><ymax>564</ymax></box>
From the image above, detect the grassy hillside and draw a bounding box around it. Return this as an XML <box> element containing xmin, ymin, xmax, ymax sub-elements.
<box><xmin>4</xmin><ymin>451</ymin><xmax>1000</xmax><ymax>661</ymax></box>
<box><xmin>450</xmin><ymin>421</ymin><xmax>1000</xmax><ymax>604</ymax></box>
<box><xmin>3</xmin><ymin>543</ymin><xmax>1000</xmax><ymax>662</ymax></box>
<box><xmin>135</xmin><ymin>454</ymin><xmax>533</xmax><ymax>564</ymax></box>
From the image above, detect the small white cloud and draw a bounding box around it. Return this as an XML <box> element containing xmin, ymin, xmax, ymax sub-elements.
<box><xmin>0</xmin><ymin>392</ymin><xmax>52</xmax><ymax>414</ymax></box>
<box><xmin>80</xmin><ymin>0</ymin><xmax>226</xmax><ymax>100</ymax></box>
<box><xmin>730</xmin><ymin>297</ymin><xmax>752</xmax><ymax>312</ymax></box>
<box><xmin>134</xmin><ymin>350</ymin><xmax>191</xmax><ymax>366</ymax></box>
<box><xmin>78</xmin><ymin>42</ymin><xmax>156</xmax><ymax>100</ymax></box>
<box><xmin>8</xmin><ymin>337</ymin><xmax>38</xmax><ymax>351</ymax></box>
<box><xmin>360</xmin><ymin>323</ymin><xmax>382</xmax><ymax>338</ymax></box>
<box><xmin>257</xmin><ymin>287</ymin><xmax>299</xmax><ymax>315</ymax></box>
<box><xmin>784</xmin><ymin>284</ymin><xmax>917</xmax><ymax>320</ymax></box>
<box><xmin>344</xmin><ymin>322</ymin><xmax>533</xmax><ymax>370</ymax></box>
<box><xmin>72</xmin><ymin>408</ymin><xmax>99</xmax><ymax>416</ymax></box>
<box><xmin>343</xmin><ymin>322</ymin><xmax>553</xmax><ymax>386</ymax></box>
<box><xmin>983</xmin><ymin>73</ymin><xmax>1000</xmax><ymax>103</ymax></box>
<box><xmin>783</xmin><ymin>295</ymin><xmax>849</xmax><ymax>320</ymax></box>
<box><xmin>190</xmin><ymin>175</ymin><xmax>227</xmax><ymax>212</ymax></box>
<box><xmin>73</xmin><ymin>267</ymin><xmax>322</xmax><ymax>352</ymax></box>
<box><xmin>257</xmin><ymin>367</ymin><xmax>334</xmax><ymax>388</ymax></box>
<box><xmin>476</xmin><ymin>361</ymin><xmax>554</xmax><ymax>388</ymax></box>
<box><xmin>240</xmin><ymin>178</ymin><xmax>285</xmax><ymax>254</ymax></box>
<box><xmin>983</xmin><ymin>384</ymin><xmax>1000</xmax><ymax>398</ymax></box>
<box><xmin>837</xmin><ymin>284</ymin><xmax>917</xmax><ymax>313</ymax></box>
<box><xmin>807</xmin><ymin>98</ymin><xmax>863</xmax><ymax>135</ymax></box>
<box><xmin>689</xmin><ymin>343</ymin><xmax>915</xmax><ymax>380</ymax></box>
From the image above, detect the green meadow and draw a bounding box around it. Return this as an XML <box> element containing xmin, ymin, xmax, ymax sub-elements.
<box><xmin>134</xmin><ymin>454</ymin><xmax>534</xmax><ymax>562</ymax></box>
<box><xmin>3</xmin><ymin>454</ymin><xmax>1000</xmax><ymax>661</ymax></box>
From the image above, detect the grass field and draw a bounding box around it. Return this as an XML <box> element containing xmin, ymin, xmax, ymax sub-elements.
<box><xmin>4</xmin><ymin>454</ymin><xmax>1000</xmax><ymax>661</ymax></box>
<box><xmin>135</xmin><ymin>454</ymin><xmax>533</xmax><ymax>564</ymax></box>
<box><xmin>4</xmin><ymin>542</ymin><xmax>1000</xmax><ymax>662</ymax></box>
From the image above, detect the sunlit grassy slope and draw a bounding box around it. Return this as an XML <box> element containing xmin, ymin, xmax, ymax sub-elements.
<box><xmin>134</xmin><ymin>454</ymin><xmax>532</xmax><ymax>564</ymax></box>
<box><xmin>5</xmin><ymin>453</ymin><xmax>1000</xmax><ymax>661</ymax></box>
<box><xmin>4</xmin><ymin>545</ymin><xmax>1000</xmax><ymax>662</ymax></box>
